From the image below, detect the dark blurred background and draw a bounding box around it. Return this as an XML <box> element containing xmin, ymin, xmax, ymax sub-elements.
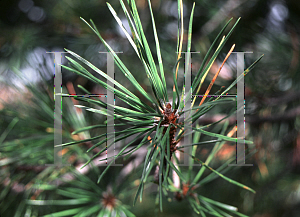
<box><xmin>1</xmin><ymin>0</ymin><xmax>300</xmax><ymax>216</ymax></box>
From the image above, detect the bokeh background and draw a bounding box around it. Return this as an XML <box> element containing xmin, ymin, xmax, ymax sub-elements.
<box><xmin>1</xmin><ymin>0</ymin><xmax>300</xmax><ymax>216</ymax></box>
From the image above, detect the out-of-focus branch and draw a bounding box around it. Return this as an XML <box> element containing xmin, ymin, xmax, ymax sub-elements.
<box><xmin>261</xmin><ymin>90</ymin><xmax>300</xmax><ymax>106</ymax></box>
<box><xmin>246</xmin><ymin>106</ymin><xmax>300</xmax><ymax>124</ymax></box>
<box><xmin>200</xmin><ymin>0</ymin><xmax>247</xmax><ymax>35</ymax></box>
<box><xmin>196</xmin><ymin>105</ymin><xmax>300</xmax><ymax>125</ymax></box>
